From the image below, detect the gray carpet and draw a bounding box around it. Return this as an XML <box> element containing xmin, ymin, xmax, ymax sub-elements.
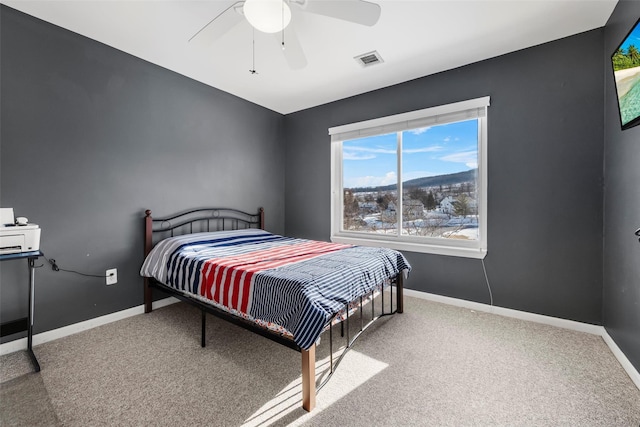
<box><xmin>1</xmin><ymin>296</ymin><xmax>639</xmax><ymax>426</ymax></box>
<box><xmin>0</xmin><ymin>368</ymin><xmax>61</xmax><ymax>426</ymax></box>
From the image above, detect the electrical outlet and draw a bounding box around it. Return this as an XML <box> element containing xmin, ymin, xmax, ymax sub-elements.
<box><xmin>106</xmin><ymin>268</ymin><xmax>117</xmax><ymax>285</ymax></box>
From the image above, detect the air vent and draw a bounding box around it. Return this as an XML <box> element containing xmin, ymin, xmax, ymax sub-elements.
<box><xmin>354</xmin><ymin>50</ymin><xmax>384</xmax><ymax>67</ymax></box>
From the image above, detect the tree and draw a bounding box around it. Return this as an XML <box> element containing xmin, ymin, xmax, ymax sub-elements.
<box><xmin>343</xmin><ymin>190</ymin><xmax>361</xmax><ymax>230</ymax></box>
<box><xmin>612</xmin><ymin>45</ymin><xmax>640</xmax><ymax>71</ymax></box>
<box><xmin>453</xmin><ymin>194</ymin><xmax>471</xmax><ymax>217</ymax></box>
<box><xmin>628</xmin><ymin>45</ymin><xmax>640</xmax><ymax>65</ymax></box>
<box><xmin>426</xmin><ymin>191</ymin><xmax>436</xmax><ymax>210</ymax></box>
<box><xmin>407</xmin><ymin>186</ymin><xmax>429</xmax><ymax>206</ymax></box>
<box><xmin>612</xmin><ymin>48</ymin><xmax>626</xmax><ymax>71</ymax></box>
<box><xmin>376</xmin><ymin>192</ymin><xmax>394</xmax><ymax>210</ymax></box>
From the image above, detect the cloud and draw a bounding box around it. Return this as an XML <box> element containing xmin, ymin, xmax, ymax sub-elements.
<box><xmin>402</xmin><ymin>145</ymin><xmax>443</xmax><ymax>154</ymax></box>
<box><xmin>345</xmin><ymin>143</ymin><xmax>443</xmax><ymax>156</ymax></box>
<box><xmin>439</xmin><ymin>150</ymin><xmax>477</xmax><ymax>169</ymax></box>
<box><xmin>346</xmin><ymin>171</ymin><xmax>397</xmax><ymax>188</ymax></box>
<box><xmin>344</xmin><ymin>145</ymin><xmax>396</xmax><ymax>154</ymax></box>
<box><xmin>343</xmin><ymin>152</ymin><xmax>376</xmax><ymax>160</ymax></box>
<box><xmin>380</xmin><ymin>171</ymin><xmax>397</xmax><ymax>185</ymax></box>
<box><xmin>410</xmin><ymin>127</ymin><xmax>431</xmax><ymax>135</ymax></box>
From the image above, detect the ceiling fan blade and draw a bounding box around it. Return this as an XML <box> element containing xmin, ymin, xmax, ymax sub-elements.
<box><xmin>297</xmin><ymin>0</ymin><xmax>381</xmax><ymax>26</ymax></box>
<box><xmin>274</xmin><ymin>25</ymin><xmax>307</xmax><ymax>69</ymax></box>
<box><xmin>189</xmin><ymin>1</ymin><xmax>244</xmax><ymax>44</ymax></box>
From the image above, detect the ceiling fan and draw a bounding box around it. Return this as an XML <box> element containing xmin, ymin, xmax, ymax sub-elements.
<box><xmin>189</xmin><ymin>0</ymin><xmax>381</xmax><ymax>70</ymax></box>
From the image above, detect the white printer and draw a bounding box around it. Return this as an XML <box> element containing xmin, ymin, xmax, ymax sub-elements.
<box><xmin>0</xmin><ymin>208</ymin><xmax>41</xmax><ymax>255</ymax></box>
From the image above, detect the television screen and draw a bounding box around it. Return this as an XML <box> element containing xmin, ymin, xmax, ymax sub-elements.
<box><xmin>612</xmin><ymin>18</ymin><xmax>640</xmax><ymax>130</ymax></box>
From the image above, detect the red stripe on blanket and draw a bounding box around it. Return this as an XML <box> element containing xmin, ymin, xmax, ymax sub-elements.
<box><xmin>200</xmin><ymin>241</ymin><xmax>352</xmax><ymax>313</ymax></box>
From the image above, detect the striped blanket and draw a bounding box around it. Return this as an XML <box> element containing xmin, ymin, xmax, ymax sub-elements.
<box><xmin>140</xmin><ymin>229</ymin><xmax>411</xmax><ymax>350</ymax></box>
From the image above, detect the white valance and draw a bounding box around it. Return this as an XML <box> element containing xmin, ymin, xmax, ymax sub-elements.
<box><xmin>329</xmin><ymin>96</ymin><xmax>490</xmax><ymax>142</ymax></box>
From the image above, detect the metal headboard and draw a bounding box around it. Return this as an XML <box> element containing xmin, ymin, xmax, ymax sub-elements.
<box><xmin>144</xmin><ymin>207</ymin><xmax>264</xmax><ymax>257</ymax></box>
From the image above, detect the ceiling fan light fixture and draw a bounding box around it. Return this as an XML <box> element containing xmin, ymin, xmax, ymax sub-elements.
<box><xmin>244</xmin><ymin>0</ymin><xmax>292</xmax><ymax>34</ymax></box>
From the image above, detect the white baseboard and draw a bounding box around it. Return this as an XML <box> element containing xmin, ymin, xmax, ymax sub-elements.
<box><xmin>0</xmin><ymin>297</ymin><xmax>179</xmax><ymax>356</ymax></box>
<box><xmin>3</xmin><ymin>290</ymin><xmax>639</xmax><ymax>392</ymax></box>
<box><xmin>404</xmin><ymin>289</ymin><xmax>640</xmax><ymax>391</ymax></box>
<box><xmin>601</xmin><ymin>331</ymin><xmax>640</xmax><ymax>390</ymax></box>
<box><xmin>403</xmin><ymin>289</ymin><xmax>604</xmax><ymax>334</ymax></box>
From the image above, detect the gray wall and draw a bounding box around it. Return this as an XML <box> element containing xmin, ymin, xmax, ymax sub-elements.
<box><xmin>3</xmin><ymin>3</ymin><xmax>637</xmax><ymax>375</ymax></box>
<box><xmin>0</xmin><ymin>6</ymin><xmax>285</xmax><ymax>340</ymax></box>
<box><xmin>285</xmin><ymin>29</ymin><xmax>605</xmax><ymax>325</ymax></box>
<box><xmin>603</xmin><ymin>0</ymin><xmax>640</xmax><ymax>372</ymax></box>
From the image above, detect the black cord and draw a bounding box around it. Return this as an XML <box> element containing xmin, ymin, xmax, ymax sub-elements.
<box><xmin>42</xmin><ymin>255</ymin><xmax>107</xmax><ymax>279</ymax></box>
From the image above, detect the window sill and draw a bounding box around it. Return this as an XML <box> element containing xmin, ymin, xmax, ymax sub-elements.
<box><xmin>331</xmin><ymin>234</ymin><xmax>487</xmax><ymax>259</ymax></box>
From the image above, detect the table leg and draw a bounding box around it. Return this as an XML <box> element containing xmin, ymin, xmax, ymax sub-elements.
<box><xmin>27</xmin><ymin>257</ymin><xmax>40</xmax><ymax>372</ymax></box>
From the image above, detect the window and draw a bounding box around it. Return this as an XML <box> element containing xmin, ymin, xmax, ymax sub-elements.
<box><xmin>330</xmin><ymin>97</ymin><xmax>489</xmax><ymax>258</ymax></box>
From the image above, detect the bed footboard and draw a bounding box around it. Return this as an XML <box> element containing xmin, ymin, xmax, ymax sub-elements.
<box><xmin>397</xmin><ymin>273</ymin><xmax>404</xmax><ymax>313</ymax></box>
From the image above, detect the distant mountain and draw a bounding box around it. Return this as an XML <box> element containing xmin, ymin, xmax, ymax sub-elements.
<box><xmin>348</xmin><ymin>169</ymin><xmax>477</xmax><ymax>193</ymax></box>
<box><xmin>403</xmin><ymin>169</ymin><xmax>477</xmax><ymax>189</ymax></box>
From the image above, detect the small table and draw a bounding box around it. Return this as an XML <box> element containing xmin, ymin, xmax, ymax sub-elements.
<box><xmin>0</xmin><ymin>251</ymin><xmax>43</xmax><ymax>372</ymax></box>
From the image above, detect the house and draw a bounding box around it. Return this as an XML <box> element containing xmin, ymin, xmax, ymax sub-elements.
<box><xmin>357</xmin><ymin>201</ymin><xmax>377</xmax><ymax>213</ymax></box>
<box><xmin>438</xmin><ymin>195</ymin><xmax>478</xmax><ymax>216</ymax></box>
<box><xmin>0</xmin><ymin>0</ymin><xmax>638</xmax><ymax>406</ymax></box>
<box><xmin>439</xmin><ymin>196</ymin><xmax>455</xmax><ymax>215</ymax></box>
<box><xmin>403</xmin><ymin>199</ymin><xmax>425</xmax><ymax>219</ymax></box>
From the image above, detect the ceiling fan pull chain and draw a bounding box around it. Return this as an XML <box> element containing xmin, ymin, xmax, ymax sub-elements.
<box><xmin>281</xmin><ymin>0</ymin><xmax>286</xmax><ymax>50</ymax></box>
<box><xmin>249</xmin><ymin>27</ymin><xmax>258</xmax><ymax>75</ymax></box>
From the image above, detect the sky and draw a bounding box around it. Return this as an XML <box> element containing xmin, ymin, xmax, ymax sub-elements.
<box><xmin>342</xmin><ymin>119</ymin><xmax>478</xmax><ymax>189</ymax></box>
<box><xmin>619</xmin><ymin>19</ymin><xmax>640</xmax><ymax>53</ymax></box>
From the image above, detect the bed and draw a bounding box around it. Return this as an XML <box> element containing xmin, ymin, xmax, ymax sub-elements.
<box><xmin>140</xmin><ymin>207</ymin><xmax>410</xmax><ymax>411</ymax></box>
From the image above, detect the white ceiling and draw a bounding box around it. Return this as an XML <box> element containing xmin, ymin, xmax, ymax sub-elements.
<box><xmin>2</xmin><ymin>0</ymin><xmax>617</xmax><ymax>114</ymax></box>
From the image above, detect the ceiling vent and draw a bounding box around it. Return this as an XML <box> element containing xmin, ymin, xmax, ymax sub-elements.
<box><xmin>354</xmin><ymin>51</ymin><xmax>384</xmax><ymax>67</ymax></box>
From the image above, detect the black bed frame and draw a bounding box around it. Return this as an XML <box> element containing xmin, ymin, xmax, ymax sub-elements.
<box><xmin>142</xmin><ymin>207</ymin><xmax>403</xmax><ymax>411</ymax></box>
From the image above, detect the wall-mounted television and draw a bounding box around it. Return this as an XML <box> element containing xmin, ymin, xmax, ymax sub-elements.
<box><xmin>612</xmin><ymin>18</ymin><xmax>640</xmax><ymax>131</ymax></box>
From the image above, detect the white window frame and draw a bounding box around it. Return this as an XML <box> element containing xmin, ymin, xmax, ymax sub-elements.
<box><xmin>329</xmin><ymin>97</ymin><xmax>489</xmax><ymax>259</ymax></box>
